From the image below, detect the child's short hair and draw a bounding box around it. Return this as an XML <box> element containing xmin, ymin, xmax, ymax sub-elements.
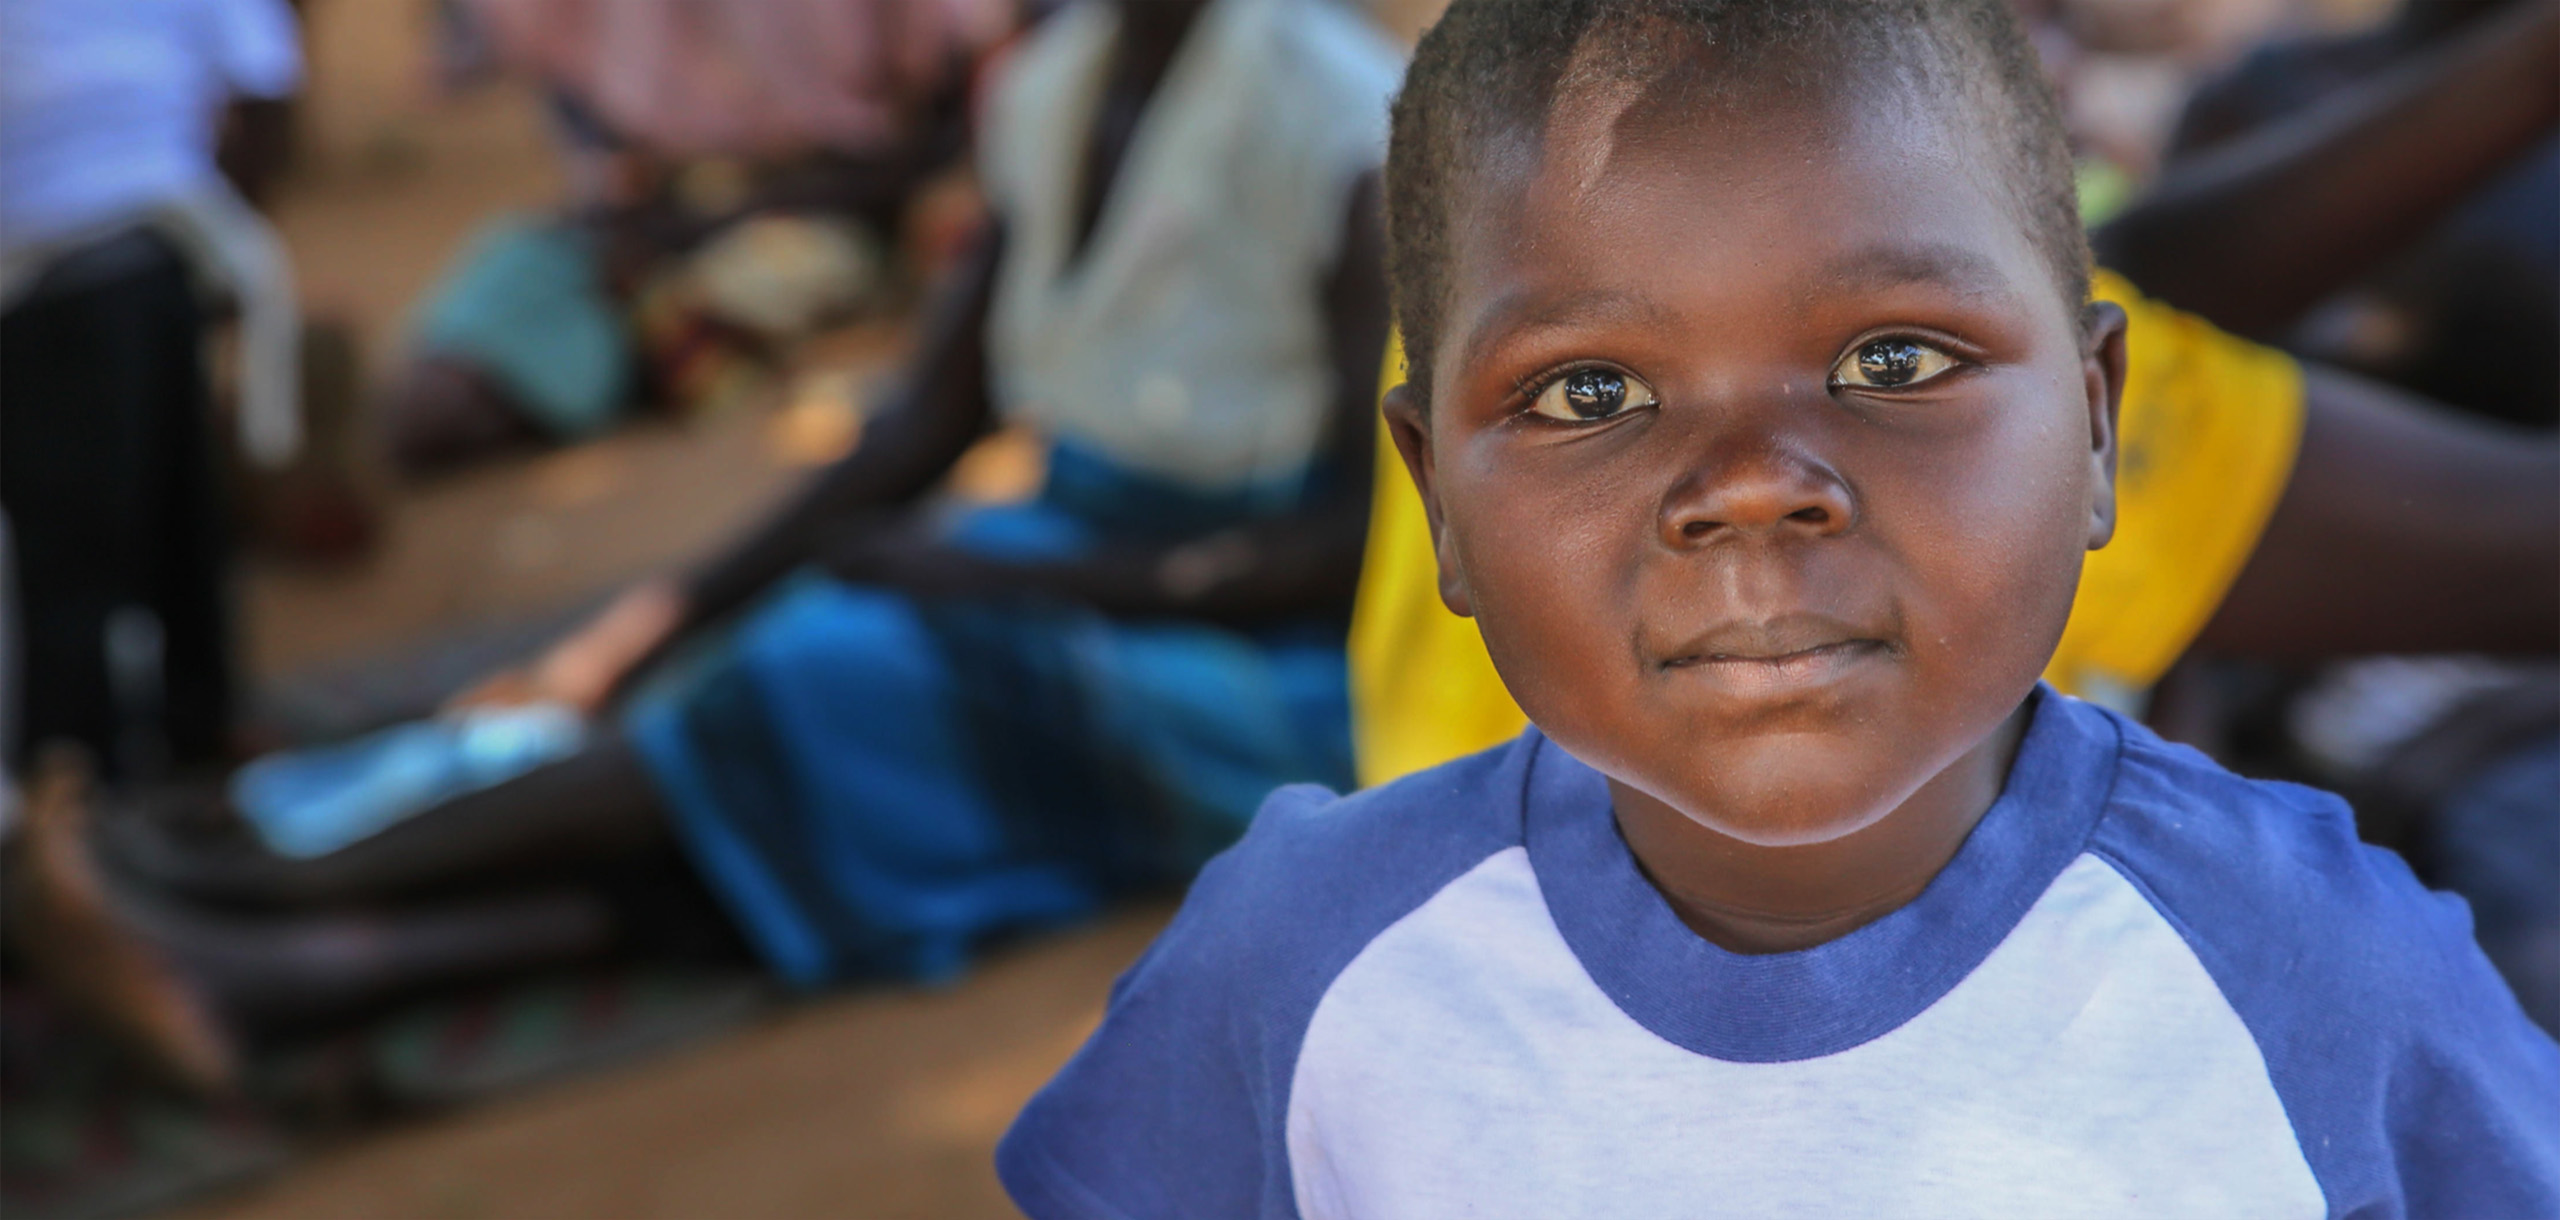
<box><xmin>1386</xmin><ymin>0</ymin><xmax>2091</xmax><ymax>404</ymax></box>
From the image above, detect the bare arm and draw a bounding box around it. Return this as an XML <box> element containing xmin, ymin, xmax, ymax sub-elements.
<box><xmin>815</xmin><ymin>170</ymin><xmax>1392</xmax><ymax>626</ymax></box>
<box><xmin>453</xmin><ymin>222</ymin><xmax>1005</xmax><ymax>715</ymax></box>
<box><xmin>2194</xmin><ymin>365</ymin><xmax>2560</xmax><ymax>658</ymax></box>
<box><xmin>2093</xmin><ymin>0</ymin><xmax>2559</xmax><ymax>339</ymax></box>
<box><xmin>675</xmin><ymin>220</ymin><xmax>1007</xmax><ymax>628</ymax></box>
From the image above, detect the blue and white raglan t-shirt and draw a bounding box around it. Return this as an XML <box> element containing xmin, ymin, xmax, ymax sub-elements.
<box><xmin>999</xmin><ymin>689</ymin><xmax>2560</xmax><ymax>1219</ymax></box>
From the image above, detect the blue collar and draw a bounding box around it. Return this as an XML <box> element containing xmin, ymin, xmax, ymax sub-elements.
<box><xmin>1523</xmin><ymin>686</ymin><xmax>2125</xmax><ymax>1062</ymax></box>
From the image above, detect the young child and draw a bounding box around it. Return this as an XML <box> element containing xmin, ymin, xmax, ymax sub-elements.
<box><xmin>998</xmin><ymin>1</ymin><xmax>2560</xmax><ymax>1215</ymax></box>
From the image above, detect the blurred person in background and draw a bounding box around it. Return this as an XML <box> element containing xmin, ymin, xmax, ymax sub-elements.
<box><xmin>2076</xmin><ymin>0</ymin><xmax>2558</xmax><ymax>663</ymax></box>
<box><xmin>0</xmin><ymin>0</ymin><xmax>305</xmax><ymax>781</ymax></box>
<box><xmin>13</xmin><ymin>0</ymin><xmax>1400</xmax><ymax>1094</ymax></box>
<box><xmin>377</xmin><ymin>0</ymin><xmax>1012</xmax><ymax>476</ymax></box>
<box><xmin>2018</xmin><ymin>0</ymin><xmax>2290</xmax><ymax>216</ymax></box>
<box><xmin>2114</xmin><ymin>0</ymin><xmax>2557</xmax><ymax>426</ymax></box>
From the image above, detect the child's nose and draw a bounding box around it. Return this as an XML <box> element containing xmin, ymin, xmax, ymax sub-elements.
<box><xmin>1656</xmin><ymin>442</ymin><xmax>1856</xmax><ymax>550</ymax></box>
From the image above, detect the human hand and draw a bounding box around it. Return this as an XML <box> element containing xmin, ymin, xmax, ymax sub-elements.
<box><xmin>445</xmin><ymin>580</ymin><xmax>687</xmax><ymax>716</ymax></box>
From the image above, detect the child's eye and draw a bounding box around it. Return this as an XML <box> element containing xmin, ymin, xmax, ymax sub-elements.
<box><xmin>1830</xmin><ymin>338</ymin><xmax>1958</xmax><ymax>390</ymax></box>
<box><xmin>1527</xmin><ymin>366</ymin><xmax>1658</xmax><ymax>422</ymax></box>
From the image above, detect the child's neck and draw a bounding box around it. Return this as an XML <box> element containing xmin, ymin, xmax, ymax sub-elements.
<box><xmin>1608</xmin><ymin>704</ymin><xmax>2030</xmax><ymax>955</ymax></box>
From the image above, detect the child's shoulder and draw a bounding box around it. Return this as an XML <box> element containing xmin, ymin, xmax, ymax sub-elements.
<box><xmin>997</xmin><ymin>735</ymin><xmax>1547</xmax><ymax>1216</ymax></box>
<box><xmin>2083</xmin><ymin>703</ymin><xmax>2550</xmax><ymax>1059</ymax></box>
<box><xmin>1175</xmin><ymin>731</ymin><xmax>1542</xmax><ymax>959</ymax></box>
<box><xmin>1091</xmin><ymin>729</ymin><xmax>1549</xmax><ymax>1035</ymax></box>
<box><xmin>2077</xmin><ymin>702</ymin><xmax>2559</xmax><ymax>1211</ymax></box>
<box><xmin>2088</xmin><ymin>709</ymin><xmax>2463</xmax><ymax>985</ymax></box>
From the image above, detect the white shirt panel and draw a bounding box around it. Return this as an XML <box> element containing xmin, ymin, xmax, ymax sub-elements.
<box><xmin>1287</xmin><ymin>848</ymin><xmax>2326</xmax><ymax>1219</ymax></box>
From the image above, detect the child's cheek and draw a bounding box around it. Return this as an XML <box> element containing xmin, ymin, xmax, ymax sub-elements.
<box><xmin>1882</xmin><ymin>389</ymin><xmax>2091</xmax><ymax>691</ymax></box>
<box><xmin>1445</xmin><ymin>472</ymin><xmax>1646</xmax><ymax>736</ymax></box>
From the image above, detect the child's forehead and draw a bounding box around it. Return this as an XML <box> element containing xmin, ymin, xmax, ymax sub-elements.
<box><xmin>1511</xmin><ymin>44</ymin><xmax>1984</xmax><ymax>219</ymax></box>
<box><xmin>1530</xmin><ymin>18</ymin><xmax>1940</xmax><ymax>165</ymax></box>
<box><xmin>1439</xmin><ymin>77</ymin><xmax>2055</xmax><ymax>356</ymax></box>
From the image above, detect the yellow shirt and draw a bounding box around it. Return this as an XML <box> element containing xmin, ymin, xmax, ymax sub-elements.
<box><xmin>1349</xmin><ymin>269</ymin><xmax>2305</xmax><ymax>787</ymax></box>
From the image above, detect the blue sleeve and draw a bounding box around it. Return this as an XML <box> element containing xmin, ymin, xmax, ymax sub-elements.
<box><xmin>995</xmin><ymin>801</ymin><xmax>1307</xmax><ymax>1220</ymax></box>
<box><xmin>2093</xmin><ymin>728</ymin><xmax>2560</xmax><ymax>1219</ymax></box>
<box><xmin>2370</xmin><ymin>885</ymin><xmax>2560</xmax><ymax>1219</ymax></box>
<box><xmin>998</xmin><ymin>741</ymin><xmax>1535</xmax><ymax>1220</ymax></box>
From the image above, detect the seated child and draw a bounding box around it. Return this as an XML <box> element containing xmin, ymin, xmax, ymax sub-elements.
<box><xmin>997</xmin><ymin>1</ymin><xmax>2560</xmax><ymax>1216</ymax></box>
<box><xmin>9</xmin><ymin>0</ymin><xmax>1398</xmax><ymax>1097</ymax></box>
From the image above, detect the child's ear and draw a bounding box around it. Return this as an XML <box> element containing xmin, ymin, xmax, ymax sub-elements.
<box><xmin>2078</xmin><ymin>300</ymin><xmax>2128</xmax><ymax>552</ymax></box>
<box><xmin>1382</xmin><ymin>383</ymin><xmax>1474</xmax><ymax>618</ymax></box>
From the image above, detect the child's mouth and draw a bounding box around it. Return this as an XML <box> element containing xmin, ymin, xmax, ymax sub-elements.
<box><xmin>1657</xmin><ymin>619</ymin><xmax>1891</xmax><ymax>696</ymax></box>
<box><xmin>1662</xmin><ymin>640</ymin><xmax>1887</xmax><ymax>697</ymax></box>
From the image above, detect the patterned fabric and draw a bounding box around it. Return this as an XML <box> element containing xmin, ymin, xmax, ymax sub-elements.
<box><xmin>0</xmin><ymin>987</ymin><xmax>288</xmax><ymax>1220</ymax></box>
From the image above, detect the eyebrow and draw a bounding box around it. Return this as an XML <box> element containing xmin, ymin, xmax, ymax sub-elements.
<box><xmin>1454</xmin><ymin>286</ymin><xmax>1681</xmax><ymax>377</ymax></box>
<box><xmin>1814</xmin><ymin>241</ymin><xmax>2015</xmax><ymax>300</ymax></box>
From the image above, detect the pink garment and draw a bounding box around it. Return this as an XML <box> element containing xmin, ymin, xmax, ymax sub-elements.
<box><xmin>467</xmin><ymin>0</ymin><xmax>1010</xmax><ymax>158</ymax></box>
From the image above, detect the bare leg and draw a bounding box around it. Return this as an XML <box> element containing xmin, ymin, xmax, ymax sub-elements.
<box><xmin>125</xmin><ymin>886</ymin><xmax>616</xmax><ymax>1034</ymax></box>
<box><xmin>7</xmin><ymin>746</ymin><xmax>237</xmax><ymax>1092</ymax></box>
<box><xmin>9</xmin><ymin>746</ymin><xmax>624</xmax><ymax>1090</ymax></box>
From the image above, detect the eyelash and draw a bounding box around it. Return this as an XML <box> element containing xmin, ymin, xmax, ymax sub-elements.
<box><xmin>1511</xmin><ymin>362</ymin><xmax>1636</xmax><ymax>416</ymax></box>
<box><xmin>1830</xmin><ymin>331</ymin><xmax>1978</xmax><ymax>390</ymax></box>
<box><xmin>1495</xmin><ymin>363</ymin><xmax>1638</xmax><ymax>429</ymax></box>
<box><xmin>1501</xmin><ymin>331</ymin><xmax>1978</xmax><ymax>422</ymax></box>
<box><xmin>1514</xmin><ymin>365</ymin><xmax>1580</xmax><ymax>403</ymax></box>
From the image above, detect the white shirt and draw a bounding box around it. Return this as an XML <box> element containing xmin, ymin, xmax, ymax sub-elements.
<box><xmin>977</xmin><ymin>0</ymin><xmax>1401</xmax><ymax>494</ymax></box>
<box><xmin>0</xmin><ymin>0</ymin><xmax>301</xmax><ymax>253</ymax></box>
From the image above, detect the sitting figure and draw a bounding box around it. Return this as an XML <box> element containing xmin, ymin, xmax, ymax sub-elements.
<box><xmin>9</xmin><ymin>0</ymin><xmax>1399</xmax><ymax>1096</ymax></box>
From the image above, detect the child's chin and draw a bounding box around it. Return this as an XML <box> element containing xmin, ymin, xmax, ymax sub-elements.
<box><xmin>1679</xmin><ymin>803</ymin><xmax>1892</xmax><ymax>850</ymax></box>
<box><xmin>1652</xmin><ymin>758</ymin><xmax>1914</xmax><ymax>848</ymax></box>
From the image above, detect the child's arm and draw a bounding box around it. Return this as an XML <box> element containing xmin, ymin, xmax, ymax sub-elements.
<box><xmin>2194</xmin><ymin>365</ymin><xmax>2559</xmax><ymax>657</ymax></box>
<box><xmin>2336</xmin><ymin>848</ymin><xmax>2560</xmax><ymax>1215</ymax></box>
<box><xmin>2092</xmin><ymin>0</ymin><xmax>2558</xmax><ymax>340</ymax></box>
<box><xmin>997</xmin><ymin>785</ymin><xmax>1340</xmax><ymax>1219</ymax></box>
<box><xmin>674</xmin><ymin>220</ymin><xmax>1006</xmax><ymax>627</ymax></box>
<box><xmin>808</xmin><ymin>172</ymin><xmax>1392</xmax><ymax>627</ymax></box>
<box><xmin>464</xmin><ymin>220</ymin><xmax>1008</xmax><ymax>714</ymax></box>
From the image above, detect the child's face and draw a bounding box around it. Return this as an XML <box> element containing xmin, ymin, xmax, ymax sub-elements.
<box><xmin>1390</xmin><ymin>75</ymin><xmax>2123</xmax><ymax>847</ymax></box>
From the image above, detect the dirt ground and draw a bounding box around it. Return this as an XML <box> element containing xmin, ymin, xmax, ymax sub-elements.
<box><xmin>174</xmin><ymin>912</ymin><xmax>1163</xmax><ymax>1220</ymax></box>
<box><xmin>161</xmin><ymin>3</ymin><xmax>1155</xmax><ymax>1214</ymax></box>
